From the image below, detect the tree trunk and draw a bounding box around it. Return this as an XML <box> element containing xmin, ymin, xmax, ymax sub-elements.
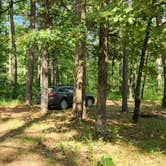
<box><xmin>40</xmin><ymin>0</ymin><xmax>50</xmax><ymax>113</ymax></box>
<box><xmin>133</xmin><ymin>18</ymin><xmax>152</xmax><ymax>123</ymax></box>
<box><xmin>96</xmin><ymin>0</ymin><xmax>109</xmax><ymax>137</ymax></box>
<box><xmin>119</xmin><ymin>59</ymin><xmax>123</xmax><ymax>94</ymax></box>
<box><xmin>81</xmin><ymin>2</ymin><xmax>87</xmax><ymax>120</ymax></box>
<box><xmin>141</xmin><ymin>53</ymin><xmax>150</xmax><ymax>99</ymax></box>
<box><xmin>25</xmin><ymin>0</ymin><xmax>36</xmax><ymax>105</ymax></box>
<box><xmin>162</xmin><ymin>50</ymin><xmax>166</xmax><ymax>108</ymax></box>
<box><xmin>40</xmin><ymin>47</ymin><xmax>48</xmax><ymax>113</ymax></box>
<box><xmin>9</xmin><ymin>0</ymin><xmax>17</xmax><ymax>99</ymax></box>
<box><xmin>82</xmin><ymin>36</ymin><xmax>87</xmax><ymax>120</ymax></box>
<box><xmin>122</xmin><ymin>31</ymin><xmax>128</xmax><ymax>112</ymax></box>
<box><xmin>121</xmin><ymin>0</ymin><xmax>132</xmax><ymax>112</ymax></box>
<box><xmin>50</xmin><ymin>57</ymin><xmax>57</xmax><ymax>85</ymax></box>
<box><xmin>156</xmin><ymin>57</ymin><xmax>162</xmax><ymax>91</ymax></box>
<box><xmin>128</xmin><ymin>58</ymin><xmax>136</xmax><ymax>99</ymax></box>
<box><xmin>72</xmin><ymin>0</ymin><xmax>87</xmax><ymax>122</ymax></box>
<box><xmin>38</xmin><ymin>45</ymin><xmax>42</xmax><ymax>88</ymax></box>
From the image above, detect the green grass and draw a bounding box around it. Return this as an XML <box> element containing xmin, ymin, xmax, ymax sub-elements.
<box><xmin>107</xmin><ymin>91</ymin><xmax>122</xmax><ymax>100</ymax></box>
<box><xmin>0</xmin><ymin>98</ymin><xmax>24</xmax><ymax>106</ymax></box>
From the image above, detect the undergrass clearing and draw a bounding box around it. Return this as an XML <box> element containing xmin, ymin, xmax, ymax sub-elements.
<box><xmin>0</xmin><ymin>101</ymin><xmax>166</xmax><ymax>166</ymax></box>
<box><xmin>0</xmin><ymin>99</ymin><xmax>24</xmax><ymax>107</ymax></box>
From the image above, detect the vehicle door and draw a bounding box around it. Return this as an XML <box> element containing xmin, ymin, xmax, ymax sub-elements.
<box><xmin>64</xmin><ymin>87</ymin><xmax>74</xmax><ymax>105</ymax></box>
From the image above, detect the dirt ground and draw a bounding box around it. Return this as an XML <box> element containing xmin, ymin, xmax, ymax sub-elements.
<box><xmin>0</xmin><ymin>101</ymin><xmax>166</xmax><ymax>166</ymax></box>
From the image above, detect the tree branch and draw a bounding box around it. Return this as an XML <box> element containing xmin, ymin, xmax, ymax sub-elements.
<box><xmin>0</xmin><ymin>0</ymin><xmax>27</xmax><ymax>15</ymax></box>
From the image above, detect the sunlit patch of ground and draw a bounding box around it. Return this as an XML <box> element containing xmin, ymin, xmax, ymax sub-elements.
<box><xmin>0</xmin><ymin>102</ymin><xmax>166</xmax><ymax>166</ymax></box>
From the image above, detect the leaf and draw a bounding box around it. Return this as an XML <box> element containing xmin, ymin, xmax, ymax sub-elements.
<box><xmin>128</xmin><ymin>17</ymin><xmax>135</xmax><ymax>24</ymax></box>
<box><xmin>113</xmin><ymin>16</ymin><xmax>119</xmax><ymax>23</ymax></box>
<box><xmin>97</xmin><ymin>156</ymin><xmax>116</xmax><ymax>166</ymax></box>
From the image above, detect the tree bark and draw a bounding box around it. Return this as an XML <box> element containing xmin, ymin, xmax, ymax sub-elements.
<box><xmin>38</xmin><ymin>44</ymin><xmax>42</xmax><ymax>88</ymax></box>
<box><xmin>25</xmin><ymin>0</ymin><xmax>36</xmax><ymax>105</ymax></box>
<box><xmin>119</xmin><ymin>59</ymin><xmax>123</xmax><ymax>94</ymax></box>
<box><xmin>162</xmin><ymin>50</ymin><xmax>166</xmax><ymax>108</ymax></box>
<box><xmin>121</xmin><ymin>0</ymin><xmax>132</xmax><ymax>112</ymax></box>
<box><xmin>82</xmin><ymin>36</ymin><xmax>87</xmax><ymax>120</ymax></box>
<box><xmin>133</xmin><ymin>18</ymin><xmax>152</xmax><ymax>123</ymax></box>
<box><xmin>40</xmin><ymin>0</ymin><xmax>50</xmax><ymax>113</ymax></box>
<box><xmin>128</xmin><ymin>58</ymin><xmax>136</xmax><ymax>99</ymax></box>
<box><xmin>41</xmin><ymin>47</ymin><xmax>48</xmax><ymax>113</ymax></box>
<box><xmin>9</xmin><ymin>0</ymin><xmax>17</xmax><ymax>99</ymax></box>
<box><xmin>156</xmin><ymin>57</ymin><xmax>162</xmax><ymax>91</ymax></box>
<box><xmin>72</xmin><ymin>0</ymin><xmax>87</xmax><ymax>122</ymax></box>
<box><xmin>96</xmin><ymin>0</ymin><xmax>109</xmax><ymax>137</ymax></box>
<box><xmin>141</xmin><ymin>53</ymin><xmax>150</xmax><ymax>99</ymax></box>
<box><xmin>122</xmin><ymin>31</ymin><xmax>128</xmax><ymax>112</ymax></box>
<box><xmin>50</xmin><ymin>57</ymin><xmax>57</xmax><ymax>85</ymax></box>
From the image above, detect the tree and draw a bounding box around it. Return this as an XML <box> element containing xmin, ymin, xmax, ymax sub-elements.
<box><xmin>141</xmin><ymin>53</ymin><xmax>150</xmax><ymax>99</ymax></box>
<box><xmin>121</xmin><ymin>31</ymin><xmax>128</xmax><ymax>112</ymax></box>
<box><xmin>162</xmin><ymin>50</ymin><xmax>166</xmax><ymax>107</ymax></box>
<box><xmin>9</xmin><ymin>0</ymin><xmax>17</xmax><ymax>99</ymax></box>
<box><xmin>25</xmin><ymin>0</ymin><xmax>36</xmax><ymax>105</ymax></box>
<box><xmin>121</xmin><ymin>0</ymin><xmax>132</xmax><ymax>112</ymax></box>
<box><xmin>96</xmin><ymin>0</ymin><xmax>109</xmax><ymax>137</ymax></box>
<box><xmin>72</xmin><ymin>0</ymin><xmax>87</xmax><ymax>122</ymax></box>
<box><xmin>50</xmin><ymin>56</ymin><xmax>58</xmax><ymax>85</ymax></box>
<box><xmin>133</xmin><ymin>0</ymin><xmax>155</xmax><ymax>123</ymax></box>
<box><xmin>40</xmin><ymin>0</ymin><xmax>50</xmax><ymax>113</ymax></box>
<box><xmin>156</xmin><ymin>57</ymin><xmax>162</xmax><ymax>91</ymax></box>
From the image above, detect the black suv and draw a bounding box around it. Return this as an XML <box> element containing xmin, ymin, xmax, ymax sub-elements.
<box><xmin>48</xmin><ymin>85</ymin><xmax>95</xmax><ymax>109</ymax></box>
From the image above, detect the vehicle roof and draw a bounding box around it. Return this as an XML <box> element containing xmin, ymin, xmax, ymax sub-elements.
<box><xmin>49</xmin><ymin>85</ymin><xmax>73</xmax><ymax>89</ymax></box>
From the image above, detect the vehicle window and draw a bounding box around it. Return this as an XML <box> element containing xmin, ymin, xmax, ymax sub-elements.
<box><xmin>58</xmin><ymin>88</ymin><xmax>66</xmax><ymax>92</ymax></box>
<box><xmin>58</xmin><ymin>87</ymin><xmax>73</xmax><ymax>93</ymax></box>
<box><xmin>64</xmin><ymin>87</ymin><xmax>73</xmax><ymax>94</ymax></box>
<box><xmin>67</xmin><ymin>88</ymin><xmax>74</xmax><ymax>93</ymax></box>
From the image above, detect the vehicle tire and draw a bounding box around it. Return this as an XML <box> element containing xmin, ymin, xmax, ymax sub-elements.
<box><xmin>86</xmin><ymin>98</ymin><xmax>93</xmax><ymax>107</ymax></box>
<box><xmin>60</xmin><ymin>99</ymin><xmax>68</xmax><ymax>110</ymax></box>
<box><xmin>48</xmin><ymin>105</ymin><xmax>55</xmax><ymax>110</ymax></box>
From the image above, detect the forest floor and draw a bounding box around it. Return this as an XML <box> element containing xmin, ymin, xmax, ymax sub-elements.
<box><xmin>0</xmin><ymin>100</ymin><xmax>166</xmax><ymax>166</ymax></box>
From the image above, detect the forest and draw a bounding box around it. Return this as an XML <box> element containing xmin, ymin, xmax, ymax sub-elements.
<box><xmin>0</xmin><ymin>0</ymin><xmax>166</xmax><ymax>165</ymax></box>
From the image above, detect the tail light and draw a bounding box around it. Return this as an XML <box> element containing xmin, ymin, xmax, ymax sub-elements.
<box><xmin>49</xmin><ymin>92</ymin><xmax>58</xmax><ymax>97</ymax></box>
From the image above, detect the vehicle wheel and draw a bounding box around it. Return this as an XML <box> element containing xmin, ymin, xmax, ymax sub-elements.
<box><xmin>86</xmin><ymin>98</ymin><xmax>93</xmax><ymax>107</ymax></box>
<box><xmin>60</xmin><ymin>99</ymin><xmax>68</xmax><ymax>110</ymax></box>
<box><xmin>48</xmin><ymin>105</ymin><xmax>55</xmax><ymax>110</ymax></box>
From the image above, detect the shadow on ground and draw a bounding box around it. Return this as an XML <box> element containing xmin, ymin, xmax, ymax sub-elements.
<box><xmin>0</xmin><ymin>102</ymin><xmax>166</xmax><ymax>165</ymax></box>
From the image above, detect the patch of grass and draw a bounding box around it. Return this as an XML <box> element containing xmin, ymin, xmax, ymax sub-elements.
<box><xmin>143</xmin><ymin>88</ymin><xmax>163</xmax><ymax>101</ymax></box>
<box><xmin>0</xmin><ymin>99</ymin><xmax>24</xmax><ymax>106</ymax></box>
<box><xmin>107</xmin><ymin>91</ymin><xmax>121</xmax><ymax>100</ymax></box>
<box><xmin>58</xmin><ymin>142</ymin><xmax>81</xmax><ymax>166</ymax></box>
<box><xmin>72</xmin><ymin>123</ymin><xmax>95</xmax><ymax>142</ymax></box>
<box><xmin>110</xmin><ymin>126</ymin><xmax>120</xmax><ymax>143</ymax></box>
<box><xmin>136</xmin><ymin>139</ymin><xmax>166</xmax><ymax>153</ymax></box>
<box><xmin>133</xmin><ymin>119</ymin><xmax>166</xmax><ymax>153</ymax></box>
<box><xmin>18</xmin><ymin>135</ymin><xmax>45</xmax><ymax>145</ymax></box>
<box><xmin>97</xmin><ymin>156</ymin><xmax>116</xmax><ymax>166</ymax></box>
<box><xmin>87</xmin><ymin>141</ymin><xmax>95</xmax><ymax>166</ymax></box>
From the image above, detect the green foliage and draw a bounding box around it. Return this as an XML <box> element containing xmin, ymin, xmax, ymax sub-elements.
<box><xmin>0</xmin><ymin>99</ymin><xmax>24</xmax><ymax>106</ymax></box>
<box><xmin>73</xmin><ymin>124</ymin><xmax>94</xmax><ymax>142</ymax></box>
<box><xmin>0</xmin><ymin>0</ymin><xmax>165</xmax><ymax>104</ymax></box>
<box><xmin>59</xmin><ymin>143</ymin><xmax>65</xmax><ymax>155</ymax></box>
<box><xmin>97</xmin><ymin>156</ymin><xmax>116</xmax><ymax>166</ymax></box>
<box><xmin>111</xmin><ymin>127</ymin><xmax>120</xmax><ymax>143</ymax></box>
<box><xmin>58</xmin><ymin>142</ymin><xmax>81</xmax><ymax>166</ymax></box>
<box><xmin>87</xmin><ymin>142</ymin><xmax>94</xmax><ymax>165</ymax></box>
